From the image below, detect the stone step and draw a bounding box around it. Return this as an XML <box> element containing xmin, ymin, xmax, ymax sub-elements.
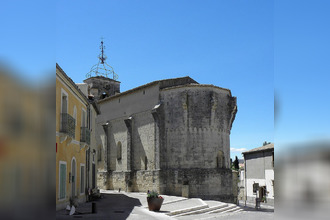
<box><xmin>206</xmin><ymin>204</ymin><xmax>238</xmax><ymax>214</ymax></box>
<box><xmin>165</xmin><ymin>199</ymin><xmax>208</xmax><ymax>216</ymax></box>
<box><xmin>220</xmin><ymin>206</ymin><xmax>243</xmax><ymax>214</ymax></box>
<box><xmin>171</xmin><ymin>203</ymin><xmax>228</xmax><ymax>217</ymax></box>
<box><xmin>232</xmin><ymin>208</ymin><xmax>243</xmax><ymax>213</ymax></box>
<box><xmin>162</xmin><ymin>197</ymin><xmax>189</xmax><ymax>205</ymax></box>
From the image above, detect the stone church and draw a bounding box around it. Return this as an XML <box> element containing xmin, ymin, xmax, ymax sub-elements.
<box><xmin>83</xmin><ymin>75</ymin><xmax>237</xmax><ymax>202</ymax></box>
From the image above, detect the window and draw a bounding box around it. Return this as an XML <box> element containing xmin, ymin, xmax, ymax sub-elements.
<box><xmin>117</xmin><ymin>142</ymin><xmax>122</xmax><ymax>160</ymax></box>
<box><xmin>81</xmin><ymin>109</ymin><xmax>86</xmax><ymax>127</ymax></box>
<box><xmin>60</xmin><ymin>89</ymin><xmax>69</xmax><ymax>131</ymax></box>
<box><xmin>61</xmin><ymin>89</ymin><xmax>68</xmax><ymax>114</ymax></box>
<box><xmin>145</xmin><ymin>156</ymin><xmax>148</xmax><ymax>170</ymax></box>
<box><xmin>80</xmin><ymin>164</ymin><xmax>85</xmax><ymax>194</ymax></box>
<box><xmin>88</xmin><ymin>106</ymin><xmax>91</xmax><ymax>130</ymax></box>
<box><xmin>59</xmin><ymin>161</ymin><xmax>67</xmax><ymax>200</ymax></box>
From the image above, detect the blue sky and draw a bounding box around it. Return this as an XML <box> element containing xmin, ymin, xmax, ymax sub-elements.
<box><xmin>55</xmin><ymin>0</ymin><xmax>274</xmax><ymax>159</ymax></box>
<box><xmin>274</xmin><ymin>0</ymin><xmax>330</xmax><ymax>152</ymax></box>
<box><xmin>1</xmin><ymin>1</ymin><xmax>329</xmax><ymax>159</ymax></box>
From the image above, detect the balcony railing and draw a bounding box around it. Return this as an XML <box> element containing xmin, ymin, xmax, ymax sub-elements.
<box><xmin>80</xmin><ymin>127</ymin><xmax>90</xmax><ymax>145</ymax></box>
<box><xmin>60</xmin><ymin>113</ymin><xmax>76</xmax><ymax>139</ymax></box>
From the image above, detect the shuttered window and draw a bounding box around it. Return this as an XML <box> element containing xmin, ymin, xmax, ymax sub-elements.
<box><xmin>59</xmin><ymin>163</ymin><xmax>66</xmax><ymax>199</ymax></box>
<box><xmin>80</xmin><ymin>165</ymin><xmax>85</xmax><ymax>194</ymax></box>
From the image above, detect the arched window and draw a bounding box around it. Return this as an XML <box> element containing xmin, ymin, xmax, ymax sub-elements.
<box><xmin>117</xmin><ymin>142</ymin><xmax>122</xmax><ymax>160</ymax></box>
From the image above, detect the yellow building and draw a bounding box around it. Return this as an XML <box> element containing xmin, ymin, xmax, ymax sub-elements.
<box><xmin>56</xmin><ymin>63</ymin><xmax>91</xmax><ymax>210</ymax></box>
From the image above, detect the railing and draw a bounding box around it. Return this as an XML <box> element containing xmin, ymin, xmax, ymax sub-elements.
<box><xmin>60</xmin><ymin>113</ymin><xmax>76</xmax><ymax>138</ymax></box>
<box><xmin>80</xmin><ymin>127</ymin><xmax>90</xmax><ymax>145</ymax></box>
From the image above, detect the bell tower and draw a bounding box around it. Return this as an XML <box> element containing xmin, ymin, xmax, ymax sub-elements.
<box><xmin>84</xmin><ymin>39</ymin><xmax>120</xmax><ymax>101</ymax></box>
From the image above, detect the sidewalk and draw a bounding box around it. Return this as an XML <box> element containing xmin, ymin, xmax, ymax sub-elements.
<box><xmin>56</xmin><ymin>191</ymin><xmax>270</xmax><ymax>220</ymax></box>
<box><xmin>238</xmin><ymin>200</ymin><xmax>274</xmax><ymax>212</ymax></box>
<box><xmin>56</xmin><ymin>190</ymin><xmax>177</xmax><ymax>220</ymax></box>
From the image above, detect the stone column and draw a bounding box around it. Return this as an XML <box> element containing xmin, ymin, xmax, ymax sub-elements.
<box><xmin>124</xmin><ymin>117</ymin><xmax>133</xmax><ymax>172</ymax></box>
<box><xmin>102</xmin><ymin>123</ymin><xmax>109</xmax><ymax>172</ymax></box>
<box><xmin>151</xmin><ymin>107</ymin><xmax>160</xmax><ymax>170</ymax></box>
<box><xmin>102</xmin><ymin>122</ymin><xmax>110</xmax><ymax>188</ymax></box>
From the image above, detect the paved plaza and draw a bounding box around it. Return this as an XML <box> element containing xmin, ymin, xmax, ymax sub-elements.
<box><xmin>56</xmin><ymin>190</ymin><xmax>274</xmax><ymax>220</ymax></box>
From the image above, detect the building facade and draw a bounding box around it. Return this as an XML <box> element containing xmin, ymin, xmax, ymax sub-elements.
<box><xmin>242</xmin><ymin>143</ymin><xmax>274</xmax><ymax>206</ymax></box>
<box><xmin>56</xmin><ymin>64</ymin><xmax>92</xmax><ymax>210</ymax></box>
<box><xmin>76</xmin><ymin>82</ymin><xmax>101</xmax><ymax>197</ymax></box>
<box><xmin>86</xmin><ymin>76</ymin><xmax>238</xmax><ymax>203</ymax></box>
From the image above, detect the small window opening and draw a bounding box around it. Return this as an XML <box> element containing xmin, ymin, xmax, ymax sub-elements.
<box><xmin>144</xmin><ymin>156</ymin><xmax>148</xmax><ymax>170</ymax></box>
<box><xmin>117</xmin><ymin>142</ymin><xmax>122</xmax><ymax>160</ymax></box>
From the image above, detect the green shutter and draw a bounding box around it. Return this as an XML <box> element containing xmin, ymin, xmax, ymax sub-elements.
<box><xmin>80</xmin><ymin>166</ymin><xmax>84</xmax><ymax>193</ymax></box>
<box><xmin>60</xmin><ymin>164</ymin><xmax>66</xmax><ymax>199</ymax></box>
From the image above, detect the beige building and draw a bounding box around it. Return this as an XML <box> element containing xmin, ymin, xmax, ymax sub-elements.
<box><xmin>76</xmin><ymin>82</ymin><xmax>101</xmax><ymax>197</ymax></box>
<box><xmin>56</xmin><ymin>64</ymin><xmax>93</xmax><ymax>210</ymax></box>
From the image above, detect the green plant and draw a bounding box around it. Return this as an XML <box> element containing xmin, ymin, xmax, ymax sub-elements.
<box><xmin>147</xmin><ymin>190</ymin><xmax>159</xmax><ymax>198</ymax></box>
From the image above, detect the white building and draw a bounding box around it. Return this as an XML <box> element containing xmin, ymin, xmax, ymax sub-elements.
<box><xmin>242</xmin><ymin>143</ymin><xmax>274</xmax><ymax>206</ymax></box>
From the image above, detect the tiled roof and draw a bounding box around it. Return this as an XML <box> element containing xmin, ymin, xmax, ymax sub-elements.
<box><xmin>242</xmin><ymin>143</ymin><xmax>274</xmax><ymax>154</ymax></box>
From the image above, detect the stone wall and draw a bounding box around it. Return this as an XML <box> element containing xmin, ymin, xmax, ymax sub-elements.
<box><xmin>133</xmin><ymin>170</ymin><xmax>160</xmax><ymax>192</ymax></box>
<box><xmin>108</xmin><ymin>171</ymin><xmax>129</xmax><ymax>191</ymax></box>
<box><xmin>83</xmin><ymin>76</ymin><xmax>120</xmax><ymax>100</ymax></box>
<box><xmin>132</xmin><ymin>111</ymin><xmax>155</xmax><ymax>170</ymax></box>
<box><xmin>108</xmin><ymin>118</ymin><xmax>128</xmax><ymax>171</ymax></box>
<box><xmin>159</xmin><ymin>168</ymin><xmax>234</xmax><ymax>203</ymax></box>
<box><xmin>108</xmin><ymin>170</ymin><xmax>160</xmax><ymax>193</ymax></box>
<box><xmin>98</xmin><ymin>84</ymin><xmax>160</xmax><ymax>121</ymax></box>
<box><xmin>93</xmin><ymin>78</ymin><xmax>238</xmax><ymax>204</ymax></box>
<box><xmin>97</xmin><ymin>171</ymin><xmax>108</xmax><ymax>189</ymax></box>
<box><xmin>232</xmin><ymin>170</ymin><xmax>239</xmax><ymax>204</ymax></box>
<box><xmin>159</xmin><ymin>86</ymin><xmax>237</xmax><ymax>170</ymax></box>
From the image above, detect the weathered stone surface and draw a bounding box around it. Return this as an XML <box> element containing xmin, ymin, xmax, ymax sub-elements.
<box><xmin>87</xmin><ymin>77</ymin><xmax>237</xmax><ymax>203</ymax></box>
<box><xmin>182</xmin><ymin>185</ymin><xmax>189</xmax><ymax>198</ymax></box>
<box><xmin>84</xmin><ymin>76</ymin><xmax>120</xmax><ymax>101</ymax></box>
<box><xmin>232</xmin><ymin>170</ymin><xmax>239</xmax><ymax>204</ymax></box>
<box><xmin>159</xmin><ymin>168</ymin><xmax>234</xmax><ymax>203</ymax></box>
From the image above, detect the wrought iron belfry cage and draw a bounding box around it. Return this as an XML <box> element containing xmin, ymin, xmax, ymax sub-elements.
<box><xmin>86</xmin><ymin>40</ymin><xmax>118</xmax><ymax>80</ymax></box>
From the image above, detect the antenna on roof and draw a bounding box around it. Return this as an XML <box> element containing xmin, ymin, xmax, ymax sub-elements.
<box><xmin>86</xmin><ymin>38</ymin><xmax>118</xmax><ymax>80</ymax></box>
